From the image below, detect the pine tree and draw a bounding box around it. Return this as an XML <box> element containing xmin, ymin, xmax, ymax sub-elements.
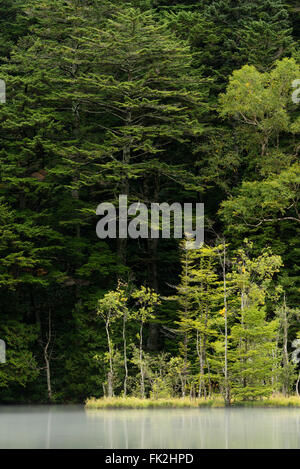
<box><xmin>0</xmin><ymin>0</ymin><xmax>29</xmax><ymax>62</ymax></box>
<box><xmin>0</xmin><ymin>0</ymin><xmax>122</xmax><ymax>400</ymax></box>
<box><xmin>205</xmin><ymin>0</ymin><xmax>293</xmax><ymax>77</ymax></box>
<box><xmin>0</xmin><ymin>321</ymin><xmax>38</xmax><ymax>393</ymax></box>
<box><xmin>229</xmin><ymin>244</ymin><xmax>282</xmax><ymax>400</ymax></box>
<box><xmin>61</xmin><ymin>6</ymin><xmax>206</xmax><ymax>255</ymax></box>
<box><xmin>172</xmin><ymin>241</ymin><xmax>220</xmax><ymax>398</ymax></box>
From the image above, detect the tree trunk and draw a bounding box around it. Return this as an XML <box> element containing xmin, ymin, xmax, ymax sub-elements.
<box><xmin>219</xmin><ymin>242</ymin><xmax>230</xmax><ymax>406</ymax></box>
<box><xmin>182</xmin><ymin>332</ymin><xmax>188</xmax><ymax>398</ymax></box>
<box><xmin>282</xmin><ymin>293</ymin><xmax>289</xmax><ymax>396</ymax></box>
<box><xmin>117</xmin><ymin>108</ymin><xmax>132</xmax><ymax>264</ymax></box>
<box><xmin>105</xmin><ymin>320</ymin><xmax>114</xmax><ymax>398</ymax></box>
<box><xmin>140</xmin><ymin>321</ymin><xmax>145</xmax><ymax>398</ymax></box>
<box><xmin>206</xmin><ymin>358</ymin><xmax>212</xmax><ymax>398</ymax></box>
<box><xmin>44</xmin><ymin>352</ymin><xmax>52</xmax><ymax>402</ymax></box>
<box><xmin>196</xmin><ymin>329</ymin><xmax>206</xmax><ymax>398</ymax></box>
<box><xmin>296</xmin><ymin>371</ymin><xmax>300</xmax><ymax>397</ymax></box>
<box><xmin>123</xmin><ymin>311</ymin><xmax>128</xmax><ymax>397</ymax></box>
<box><xmin>146</xmin><ymin>177</ymin><xmax>160</xmax><ymax>351</ymax></box>
<box><xmin>44</xmin><ymin>310</ymin><xmax>53</xmax><ymax>402</ymax></box>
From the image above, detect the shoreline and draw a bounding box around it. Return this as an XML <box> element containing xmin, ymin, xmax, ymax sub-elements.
<box><xmin>86</xmin><ymin>396</ymin><xmax>300</xmax><ymax>409</ymax></box>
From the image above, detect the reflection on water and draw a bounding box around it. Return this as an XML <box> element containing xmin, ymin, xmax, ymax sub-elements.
<box><xmin>0</xmin><ymin>405</ymin><xmax>300</xmax><ymax>449</ymax></box>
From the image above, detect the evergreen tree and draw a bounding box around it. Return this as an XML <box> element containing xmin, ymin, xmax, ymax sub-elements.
<box><xmin>229</xmin><ymin>244</ymin><xmax>282</xmax><ymax>399</ymax></box>
<box><xmin>0</xmin><ymin>0</ymin><xmax>29</xmax><ymax>62</ymax></box>
<box><xmin>205</xmin><ymin>0</ymin><xmax>293</xmax><ymax>78</ymax></box>
<box><xmin>0</xmin><ymin>321</ymin><xmax>38</xmax><ymax>394</ymax></box>
<box><xmin>172</xmin><ymin>241</ymin><xmax>220</xmax><ymax>397</ymax></box>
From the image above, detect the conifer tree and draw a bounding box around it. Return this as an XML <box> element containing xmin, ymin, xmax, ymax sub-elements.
<box><xmin>63</xmin><ymin>7</ymin><xmax>206</xmax><ymax>260</ymax></box>
<box><xmin>0</xmin><ymin>0</ymin><xmax>29</xmax><ymax>62</ymax></box>
<box><xmin>173</xmin><ymin>241</ymin><xmax>220</xmax><ymax>397</ymax></box>
<box><xmin>205</xmin><ymin>0</ymin><xmax>293</xmax><ymax>77</ymax></box>
<box><xmin>229</xmin><ymin>244</ymin><xmax>282</xmax><ymax>399</ymax></box>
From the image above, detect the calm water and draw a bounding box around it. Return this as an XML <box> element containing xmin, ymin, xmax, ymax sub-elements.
<box><xmin>0</xmin><ymin>405</ymin><xmax>300</xmax><ymax>449</ymax></box>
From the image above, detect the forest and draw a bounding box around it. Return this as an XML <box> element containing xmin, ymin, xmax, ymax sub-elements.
<box><xmin>0</xmin><ymin>0</ymin><xmax>299</xmax><ymax>405</ymax></box>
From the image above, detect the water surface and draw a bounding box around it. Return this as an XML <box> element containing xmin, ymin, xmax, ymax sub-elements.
<box><xmin>0</xmin><ymin>405</ymin><xmax>300</xmax><ymax>449</ymax></box>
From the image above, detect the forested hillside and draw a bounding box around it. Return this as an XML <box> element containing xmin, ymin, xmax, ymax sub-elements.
<box><xmin>0</xmin><ymin>0</ymin><xmax>299</xmax><ymax>403</ymax></box>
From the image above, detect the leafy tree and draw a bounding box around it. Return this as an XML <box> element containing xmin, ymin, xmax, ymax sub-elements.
<box><xmin>219</xmin><ymin>59</ymin><xmax>300</xmax><ymax>308</ymax></box>
<box><xmin>219</xmin><ymin>59</ymin><xmax>300</xmax><ymax>158</ymax></box>
<box><xmin>189</xmin><ymin>245</ymin><xmax>219</xmax><ymax>398</ymax></box>
<box><xmin>96</xmin><ymin>288</ymin><xmax>126</xmax><ymax>397</ymax></box>
<box><xmin>275</xmin><ymin>294</ymin><xmax>299</xmax><ymax>395</ymax></box>
<box><xmin>131</xmin><ymin>286</ymin><xmax>160</xmax><ymax>397</ymax></box>
<box><xmin>229</xmin><ymin>244</ymin><xmax>282</xmax><ymax>400</ymax></box>
<box><xmin>292</xmin><ymin>336</ymin><xmax>300</xmax><ymax>396</ymax></box>
<box><xmin>172</xmin><ymin>241</ymin><xmax>220</xmax><ymax>397</ymax></box>
<box><xmin>170</xmin><ymin>240</ymin><xmax>195</xmax><ymax>397</ymax></box>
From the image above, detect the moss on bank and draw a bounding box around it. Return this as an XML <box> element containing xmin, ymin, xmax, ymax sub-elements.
<box><xmin>86</xmin><ymin>395</ymin><xmax>300</xmax><ymax>409</ymax></box>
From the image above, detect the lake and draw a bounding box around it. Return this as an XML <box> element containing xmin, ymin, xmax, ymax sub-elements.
<box><xmin>0</xmin><ymin>405</ymin><xmax>300</xmax><ymax>449</ymax></box>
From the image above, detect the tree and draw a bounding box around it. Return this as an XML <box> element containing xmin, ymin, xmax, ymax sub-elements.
<box><xmin>96</xmin><ymin>288</ymin><xmax>125</xmax><ymax>397</ymax></box>
<box><xmin>205</xmin><ymin>0</ymin><xmax>293</xmax><ymax>78</ymax></box>
<box><xmin>0</xmin><ymin>321</ymin><xmax>38</xmax><ymax>393</ymax></box>
<box><xmin>275</xmin><ymin>293</ymin><xmax>299</xmax><ymax>395</ymax></box>
<box><xmin>0</xmin><ymin>0</ymin><xmax>29</xmax><ymax>62</ymax></box>
<box><xmin>68</xmin><ymin>7</ymin><xmax>206</xmax><ymax>256</ymax></box>
<box><xmin>292</xmin><ymin>337</ymin><xmax>300</xmax><ymax>396</ymax></box>
<box><xmin>190</xmin><ymin>245</ymin><xmax>219</xmax><ymax>398</ymax></box>
<box><xmin>229</xmin><ymin>244</ymin><xmax>282</xmax><ymax>400</ymax></box>
<box><xmin>131</xmin><ymin>286</ymin><xmax>160</xmax><ymax>398</ymax></box>
<box><xmin>170</xmin><ymin>240</ymin><xmax>195</xmax><ymax>397</ymax></box>
<box><xmin>215</xmin><ymin>241</ymin><xmax>231</xmax><ymax>405</ymax></box>
<box><xmin>172</xmin><ymin>240</ymin><xmax>220</xmax><ymax>398</ymax></box>
<box><xmin>219</xmin><ymin>59</ymin><xmax>300</xmax><ymax>158</ymax></box>
<box><xmin>0</xmin><ymin>0</ymin><xmax>123</xmax><ymax>401</ymax></box>
<box><xmin>219</xmin><ymin>59</ymin><xmax>300</xmax><ymax>310</ymax></box>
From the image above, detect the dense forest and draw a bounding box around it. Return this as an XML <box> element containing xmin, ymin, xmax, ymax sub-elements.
<box><xmin>0</xmin><ymin>0</ymin><xmax>299</xmax><ymax>404</ymax></box>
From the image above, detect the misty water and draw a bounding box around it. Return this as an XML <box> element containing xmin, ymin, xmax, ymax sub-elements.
<box><xmin>1</xmin><ymin>405</ymin><xmax>300</xmax><ymax>449</ymax></box>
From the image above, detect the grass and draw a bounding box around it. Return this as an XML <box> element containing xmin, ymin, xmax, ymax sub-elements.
<box><xmin>237</xmin><ymin>395</ymin><xmax>300</xmax><ymax>408</ymax></box>
<box><xmin>85</xmin><ymin>395</ymin><xmax>300</xmax><ymax>409</ymax></box>
<box><xmin>86</xmin><ymin>396</ymin><xmax>224</xmax><ymax>409</ymax></box>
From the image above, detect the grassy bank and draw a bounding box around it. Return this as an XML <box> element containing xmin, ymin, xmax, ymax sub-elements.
<box><xmin>86</xmin><ymin>395</ymin><xmax>300</xmax><ymax>409</ymax></box>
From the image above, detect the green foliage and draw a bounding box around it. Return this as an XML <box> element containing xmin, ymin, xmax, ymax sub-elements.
<box><xmin>0</xmin><ymin>0</ymin><xmax>299</xmax><ymax>404</ymax></box>
<box><xmin>228</xmin><ymin>244</ymin><xmax>282</xmax><ymax>400</ymax></box>
<box><xmin>0</xmin><ymin>320</ymin><xmax>38</xmax><ymax>394</ymax></box>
